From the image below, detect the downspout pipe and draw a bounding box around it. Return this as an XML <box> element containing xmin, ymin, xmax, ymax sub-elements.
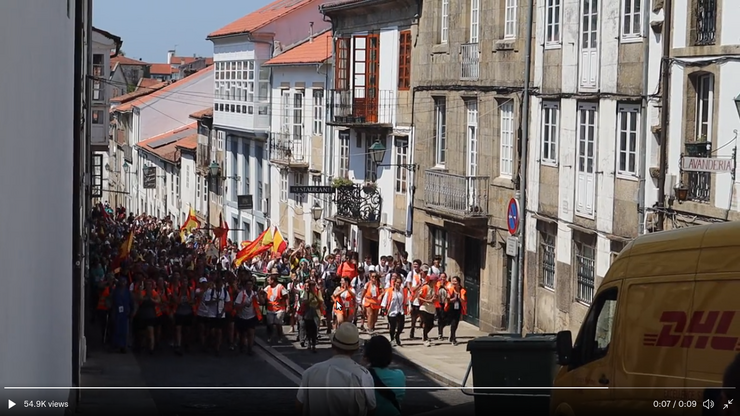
<box><xmin>513</xmin><ymin>0</ymin><xmax>535</xmax><ymax>334</ymax></box>
<box><xmin>637</xmin><ymin>0</ymin><xmax>652</xmax><ymax>235</ymax></box>
<box><xmin>656</xmin><ymin>0</ymin><xmax>673</xmax><ymax>231</ymax></box>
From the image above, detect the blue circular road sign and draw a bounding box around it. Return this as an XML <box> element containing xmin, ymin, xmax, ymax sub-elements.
<box><xmin>507</xmin><ymin>198</ymin><xmax>519</xmax><ymax>235</ymax></box>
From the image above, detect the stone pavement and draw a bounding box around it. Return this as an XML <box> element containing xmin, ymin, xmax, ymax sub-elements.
<box><xmin>357</xmin><ymin>317</ymin><xmax>489</xmax><ymax>387</ymax></box>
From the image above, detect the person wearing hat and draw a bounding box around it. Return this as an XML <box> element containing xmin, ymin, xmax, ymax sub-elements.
<box><xmin>296</xmin><ymin>322</ymin><xmax>376</xmax><ymax>416</ymax></box>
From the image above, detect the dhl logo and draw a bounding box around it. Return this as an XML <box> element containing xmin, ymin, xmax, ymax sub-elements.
<box><xmin>643</xmin><ymin>311</ymin><xmax>740</xmax><ymax>351</ymax></box>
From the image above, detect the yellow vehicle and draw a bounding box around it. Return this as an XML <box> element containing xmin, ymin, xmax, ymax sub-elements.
<box><xmin>550</xmin><ymin>221</ymin><xmax>740</xmax><ymax>416</ymax></box>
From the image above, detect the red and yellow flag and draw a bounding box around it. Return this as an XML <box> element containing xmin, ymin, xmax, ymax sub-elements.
<box><xmin>112</xmin><ymin>230</ymin><xmax>134</xmax><ymax>273</ymax></box>
<box><xmin>234</xmin><ymin>228</ymin><xmax>270</xmax><ymax>267</ymax></box>
<box><xmin>271</xmin><ymin>226</ymin><xmax>288</xmax><ymax>255</ymax></box>
<box><xmin>179</xmin><ymin>206</ymin><xmax>200</xmax><ymax>240</ymax></box>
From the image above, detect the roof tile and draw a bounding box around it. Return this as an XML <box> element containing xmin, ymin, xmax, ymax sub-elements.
<box><xmin>264</xmin><ymin>31</ymin><xmax>332</xmax><ymax>65</ymax></box>
<box><xmin>111</xmin><ymin>80</ymin><xmax>170</xmax><ymax>104</ymax></box>
<box><xmin>111</xmin><ymin>55</ymin><xmax>149</xmax><ymax>68</ymax></box>
<box><xmin>137</xmin><ymin>123</ymin><xmax>198</xmax><ymax>163</ymax></box>
<box><xmin>150</xmin><ymin>63</ymin><xmax>178</xmax><ymax>75</ymax></box>
<box><xmin>114</xmin><ymin>66</ymin><xmax>213</xmax><ymax>112</ymax></box>
<box><xmin>137</xmin><ymin>78</ymin><xmax>161</xmax><ymax>89</ymax></box>
<box><xmin>189</xmin><ymin>108</ymin><xmax>214</xmax><ymax>119</ymax></box>
<box><xmin>208</xmin><ymin>0</ymin><xmax>321</xmax><ymax>38</ymax></box>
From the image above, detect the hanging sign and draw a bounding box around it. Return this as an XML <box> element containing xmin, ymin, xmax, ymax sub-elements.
<box><xmin>681</xmin><ymin>157</ymin><xmax>733</xmax><ymax>173</ymax></box>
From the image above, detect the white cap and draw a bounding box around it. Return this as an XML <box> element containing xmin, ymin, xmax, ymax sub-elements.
<box><xmin>199</xmin><ymin>277</ymin><xmax>208</xmax><ymax>283</ymax></box>
<box><xmin>368</xmin><ymin>265</ymin><xmax>376</xmax><ymax>272</ymax></box>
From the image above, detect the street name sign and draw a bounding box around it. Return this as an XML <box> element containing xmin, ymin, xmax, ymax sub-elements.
<box><xmin>681</xmin><ymin>157</ymin><xmax>733</xmax><ymax>173</ymax></box>
<box><xmin>290</xmin><ymin>186</ymin><xmax>334</xmax><ymax>194</ymax></box>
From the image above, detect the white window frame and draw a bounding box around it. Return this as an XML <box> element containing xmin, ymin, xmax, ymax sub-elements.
<box><xmin>338</xmin><ymin>131</ymin><xmax>350</xmax><ymax>178</ymax></box>
<box><xmin>217</xmin><ymin>130</ymin><xmax>224</xmax><ymax>152</ymax></box>
<box><xmin>541</xmin><ymin>101</ymin><xmax>560</xmax><ymax>165</ymax></box>
<box><xmin>545</xmin><ymin>0</ymin><xmax>562</xmax><ymax>46</ymax></box>
<box><xmin>395</xmin><ymin>138</ymin><xmax>409</xmax><ymax>194</ymax></box>
<box><xmin>440</xmin><ymin>0</ymin><xmax>450</xmax><ymax>44</ymax></box>
<box><xmin>312</xmin><ymin>89</ymin><xmax>324</xmax><ymax>136</ymax></box>
<box><xmin>695</xmin><ymin>74</ymin><xmax>714</xmax><ymax>142</ymax></box>
<box><xmin>246</xmin><ymin>60</ymin><xmax>255</xmax><ymax>102</ymax></box>
<box><xmin>579</xmin><ymin>0</ymin><xmax>600</xmax><ymax>90</ymax></box>
<box><xmin>282</xmin><ymin>91</ymin><xmax>291</xmax><ymax>134</ymax></box>
<box><xmin>434</xmin><ymin>98</ymin><xmax>446</xmax><ymax>166</ymax></box>
<box><xmin>470</xmin><ymin>0</ymin><xmax>480</xmax><ymax>44</ymax></box>
<box><xmin>499</xmin><ymin>102</ymin><xmax>514</xmax><ymax>178</ymax></box>
<box><xmin>575</xmin><ymin>103</ymin><xmax>598</xmax><ymax>218</ymax></box>
<box><xmin>540</xmin><ymin>230</ymin><xmax>556</xmax><ymax>289</ymax></box>
<box><xmin>92</xmin><ymin>110</ymin><xmax>105</xmax><ymax>125</ymax></box>
<box><xmin>279</xmin><ymin>171</ymin><xmax>288</xmax><ymax>202</ymax></box>
<box><xmin>616</xmin><ymin>104</ymin><xmax>640</xmax><ymax>178</ymax></box>
<box><xmin>466</xmin><ymin>100</ymin><xmax>478</xmax><ymax>177</ymax></box>
<box><xmin>202</xmin><ymin>176</ymin><xmax>208</xmax><ymax>204</ymax></box>
<box><xmin>504</xmin><ymin>0</ymin><xmax>518</xmax><ymax>39</ymax></box>
<box><xmin>292</xmin><ymin>172</ymin><xmax>306</xmax><ymax>203</ymax></box>
<box><xmin>620</xmin><ymin>0</ymin><xmax>642</xmax><ymax>42</ymax></box>
<box><xmin>92</xmin><ymin>54</ymin><xmax>104</xmax><ymax>101</ymax></box>
<box><xmin>365</xmin><ymin>134</ymin><xmax>381</xmax><ymax>181</ymax></box>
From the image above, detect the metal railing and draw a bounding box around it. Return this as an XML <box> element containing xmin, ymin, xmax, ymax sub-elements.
<box><xmin>269</xmin><ymin>133</ymin><xmax>307</xmax><ymax>163</ymax></box>
<box><xmin>460</xmin><ymin>43</ymin><xmax>480</xmax><ymax>80</ymax></box>
<box><xmin>423</xmin><ymin>170</ymin><xmax>488</xmax><ymax>217</ymax></box>
<box><xmin>695</xmin><ymin>0</ymin><xmax>717</xmax><ymax>45</ymax></box>
<box><xmin>330</xmin><ymin>88</ymin><xmax>396</xmax><ymax>124</ymax></box>
<box><xmin>687</xmin><ymin>172</ymin><xmax>711</xmax><ymax>202</ymax></box>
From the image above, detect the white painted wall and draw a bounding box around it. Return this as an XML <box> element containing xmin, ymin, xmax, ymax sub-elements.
<box><xmin>180</xmin><ymin>153</ymin><xmax>196</xmax><ymax>225</ymax></box>
<box><xmin>0</xmin><ymin>0</ymin><xmax>75</xmax><ymax>410</ymax></box>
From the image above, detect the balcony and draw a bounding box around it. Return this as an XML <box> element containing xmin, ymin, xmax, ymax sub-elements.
<box><xmin>424</xmin><ymin>170</ymin><xmax>489</xmax><ymax>218</ymax></box>
<box><xmin>334</xmin><ymin>183</ymin><xmax>381</xmax><ymax>225</ymax></box>
<box><xmin>329</xmin><ymin>88</ymin><xmax>395</xmax><ymax>127</ymax></box>
<box><xmin>460</xmin><ymin>43</ymin><xmax>480</xmax><ymax>80</ymax></box>
<box><xmin>269</xmin><ymin>133</ymin><xmax>309</xmax><ymax>169</ymax></box>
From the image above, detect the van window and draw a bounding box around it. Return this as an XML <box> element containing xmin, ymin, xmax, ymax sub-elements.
<box><xmin>572</xmin><ymin>287</ymin><xmax>619</xmax><ymax>368</ymax></box>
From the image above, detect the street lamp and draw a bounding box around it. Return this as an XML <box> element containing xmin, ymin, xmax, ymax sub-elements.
<box><xmin>206</xmin><ymin>161</ymin><xmax>221</xmax><ymax>235</ymax></box>
<box><xmin>311</xmin><ymin>203</ymin><xmax>323</xmax><ymax>221</ymax></box>
<box><xmin>369</xmin><ymin>139</ymin><xmax>417</xmax><ymax>171</ymax></box>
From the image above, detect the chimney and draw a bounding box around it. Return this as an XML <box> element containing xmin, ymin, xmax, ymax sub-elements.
<box><xmin>309</xmin><ymin>22</ymin><xmax>314</xmax><ymax>42</ymax></box>
<box><xmin>167</xmin><ymin>49</ymin><xmax>175</xmax><ymax>64</ymax></box>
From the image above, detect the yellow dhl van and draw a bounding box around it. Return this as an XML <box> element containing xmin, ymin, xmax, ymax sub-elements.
<box><xmin>550</xmin><ymin>221</ymin><xmax>740</xmax><ymax>416</ymax></box>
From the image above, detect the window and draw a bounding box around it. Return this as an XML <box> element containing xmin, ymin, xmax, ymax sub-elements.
<box><xmin>540</xmin><ymin>226</ymin><xmax>556</xmax><ymax>289</ymax></box>
<box><xmin>293</xmin><ymin>92</ymin><xmax>304</xmax><ymax>159</ymax></box>
<box><xmin>279</xmin><ymin>171</ymin><xmax>288</xmax><ymax>202</ymax></box>
<box><xmin>312</xmin><ymin>89</ymin><xmax>324</xmax><ymax>135</ymax></box>
<box><xmin>541</xmin><ymin>102</ymin><xmax>560</xmax><ymax>165</ymax></box>
<box><xmin>687</xmin><ymin>73</ymin><xmax>714</xmax><ymax>203</ymax></box>
<box><xmin>246</xmin><ymin>60</ymin><xmax>255</xmax><ymax>102</ymax></box>
<box><xmin>258</xmin><ymin>66</ymin><xmax>270</xmax><ymax>102</ymax></box>
<box><xmin>545</xmin><ymin>0</ymin><xmax>562</xmax><ymax>45</ymax></box>
<box><xmin>186</xmin><ymin>166</ymin><xmax>190</xmax><ymax>188</ymax></box>
<box><xmin>434</xmin><ymin>98</ymin><xmax>446</xmax><ymax>166</ymax></box>
<box><xmin>214</xmin><ymin>60</ymin><xmax>256</xmax><ymax>107</ymax></box>
<box><xmin>616</xmin><ymin>104</ymin><xmax>640</xmax><ymax>177</ymax></box>
<box><xmin>574</xmin><ymin>238</ymin><xmax>596</xmax><ymax>304</ymax></box>
<box><xmin>466</xmin><ymin>100</ymin><xmax>478</xmax><ymax>176</ymax></box>
<box><xmin>440</xmin><ymin>0</ymin><xmax>450</xmax><ymax>43</ymax></box>
<box><xmin>695</xmin><ymin>73</ymin><xmax>713</xmax><ymax>141</ymax></box>
<box><xmin>395</xmin><ymin>139</ymin><xmax>409</xmax><ymax>194</ymax></box>
<box><xmin>92</xmin><ymin>54</ymin><xmax>104</xmax><ymax>101</ymax></box>
<box><xmin>229</xmin><ymin>139</ymin><xmax>238</xmax><ymax>200</ymax></box>
<box><xmin>203</xmin><ymin>177</ymin><xmax>208</xmax><ymax>204</ymax></box>
<box><xmin>695</xmin><ymin>0</ymin><xmax>717</xmax><ymax>46</ymax></box>
<box><xmin>579</xmin><ymin>0</ymin><xmax>600</xmax><ymax>89</ymax></box>
<box><xmin>255</xmin><ymin>145</ymin><xmax>263</xmax><ymax>204</ymax></box>
<box><xmin>621</xmin><ymin>0</ymin><xmax>642</xmax><ymax>40</ymax></box>
<box><xmin>92</xmin><ymin>110</ymin><xmax>104</xmax><ymax>124</ymax></box>
<box><xmin>398</xmin><ymin>30</ymin><xmax>412</xmax><ymax>90</ymax></box>
<box><xmin>499</xmin><ymin>102</ymin><xmax>514</xmax><ymax>178</ymax></box>
<box><xmin>217</xmin><ymin>130</ymin><xmax>224</xmax><ymax>152</ymax></box>
<box><xmin>338</xmin><ymin>131</ymin><xmax>350</xmax><ymax>178</ymax></box>
<box><xmin>292</xmin><ymin>173</ymin><xmax>306</xmax><ymax>203</ymax></box>
<box><xmin>196</xmin><ymin>176</ymin><xmax>201</xmax><ymax>200</ymax></box>
<box><xmin>572</xmin><ymin>288</ymin><xmax>618</xmax><ymax>368</ymax></box>
<box><xmin>576</xmin><ymin>103</ymin><xmax>597</xmax><ymax>217</ymax></box>
<box><xmin>282</xmin><ymin>91</ymin><xmax>291</xmax><ymax>133</ymax></box>
<box><xmin>430</xmin><ymin>227</ymin><xmax>448</xmax><ymax>267</ymax></box>
<box><xmin>470</xmin><ymin>0</ymin><xmax>480</xmax><ymax>43</ymax></box>
<box><xmin>242</xmin><ymin>221</ymin><xmax>251</xmax><ymax>242</ymax></box>
<box><xmin>335</xmin><ymin>38</ymin><xmax>350</xmax><ymax>90</ymax></box>
<box><xmin>504</xmin><ymin>0</ymin><xmax>517</xmax><ymax>39</ymax></box>
<box><xmin>241</xmin><ymin>141</ymin><xmax>250</xmax><ymax>195</ymax></box>
<box><xmin>365</xmin><ymin>134</ymin><xmax>382</xmax><ymax>181</ymax></box>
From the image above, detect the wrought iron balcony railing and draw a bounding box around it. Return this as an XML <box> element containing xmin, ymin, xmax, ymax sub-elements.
<box><xmin>460</xmin><ymin>43</ymin><xmax>480</xmax><ymax>80</ymax></box>
<box><xmin>424</xmin><ymin>170</ymin><xmax>489</xmax><ymax>218</ymax></box>
<box><xmin>329</xmin><ymin>88</ymin><xmax>396</xmax><ymax>125</ymax></box>
<box><xmin>269</xmin><ymin>133</ymin><xmax>308</xmax><ymax>167</ymax></box>
<box><xmin>334</xmin><ymin>183</ymin><xmax>382</xmax><ymax>224</ymax></box>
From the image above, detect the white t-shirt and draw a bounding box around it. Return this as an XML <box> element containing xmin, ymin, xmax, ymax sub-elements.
<box><xmin>297</xmin><ymin>355</ymin><xmax>376</xmax><ymax>416</ymax></box>
<box><xmin>234</xmin><ymin>289</ymin><xmax>258</xmax><ymax>320</ymax></box>
<box><xmin>350</xmin><ymin>276</ymin><xmax>367</xmax><ymax>304</ymax></box>
<box><xmin>204</xmin><ymin>287</ymin><xmax>231</xmax><ymax>318</ymax></box>
<box><xmin>404</xmin><ymin>270</ymin><xmax>423</xmax><ymax>306</ymax></box>
<box><xmin>195</xmin><ymin>288</ymin><xmax>210</xmax><ymax>317</ymax></box>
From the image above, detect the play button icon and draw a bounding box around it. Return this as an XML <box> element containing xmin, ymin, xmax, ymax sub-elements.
<box><xmin>8</xmin><ymin>400</ymin><xmax>15</xmax><ymax>409</ymax></box>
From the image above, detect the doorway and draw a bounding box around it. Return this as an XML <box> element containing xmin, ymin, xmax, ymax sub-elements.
<box><xmin>463</xmin><ymin>237</ymin><xmax>481</xmax><ymax>326</ymax></box>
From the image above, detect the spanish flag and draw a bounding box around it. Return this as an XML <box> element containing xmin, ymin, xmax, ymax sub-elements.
<box><xmin>234</xmin><ymin>228</ymin><xmax>271</xmax><ymax>267</ymax></box>
<box><xmin>112</xmin><ymin>230</ymin><xmax>134</xmax><ymax>273</ymax></box>
<box><xmin>212</xmin><ymin>213</ymin><xmax>229</xmax><ymax>250</ymax></box>
<box><xmin>271</xmin><ymin>226</ymin><xmax>288</xmax><ymax>255</ymax></box>
<box><xmin>180</xmin><ymin>206</ymin><xmax>200</xmax><ymax>241</ymax></box>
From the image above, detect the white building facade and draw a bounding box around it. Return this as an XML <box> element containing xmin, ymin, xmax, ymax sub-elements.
<box><xmin>207</xmin><ymin>0</ymin><xmax>330</xmax><ymax>241</ymax></box>
<box><xmin>524</xmin><ymin>0</ymin><xmax>655</xmax><ymax>333</ymax></box>
<box><xmin>320</xmin><ymin>1</ymin><xmax>416</xmax><ymax>259</ymax></box>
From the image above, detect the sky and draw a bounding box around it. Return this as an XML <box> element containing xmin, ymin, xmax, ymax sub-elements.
<box><xmin>93</xmin><ymin>0</ymin><xmax>273</xmax><ymax>63</ymax></box>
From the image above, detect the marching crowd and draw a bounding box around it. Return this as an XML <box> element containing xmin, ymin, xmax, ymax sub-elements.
<box><xmin>89</xmin><ymin>204</ymin><xmax>469</xmax><ymax>358</ymax></box>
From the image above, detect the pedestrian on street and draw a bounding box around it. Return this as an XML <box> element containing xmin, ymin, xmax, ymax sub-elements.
<box><xmin>110</xmin><ymin>276</ymin><xmax>133</xmax><ymax>353</ymax></box>
<box><xmin>417</xmin><ymin>272</ymin><xmax>438</xmax><ymax>347</ymax></box>
<box><xmin>299</xmin><ymin>279</ymin><xmax>324</xmax><ymax>352</ymax></box>
<box><xmin>445</xmin><ymin>276</ymin><xmax>467</xmax><ymax>346</ymax></box>
<box><xmin>263</xmin><ymin>270</ymin><xmax>289</xmax><ymax>343</ymax></box>
<box><xmin>363</xmin><ymin>335</ymin><xmax>406</xmax><ymax>416</ymax></box>
<box><xmin>296</xmin><ymin>322</ymin><xmax>376</xmax><ymax>416</ymax></box>
<box><xmin>380</xmin><ymin>273</ymin><xmax>408</xmax><ymax>346</ymax></box>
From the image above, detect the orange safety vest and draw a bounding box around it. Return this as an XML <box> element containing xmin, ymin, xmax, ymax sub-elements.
<box><xmin>382</xmin><ymin>287</ymin><xmax>409</xmax><ymax>315</ymax></box>
<box><xmin>157</xmin><ymin>286</ymin><xmax>171</xmax><ymax>315</ymax></box>
<box><xmin>224</xmin><ymin>286</ymin><xmax>237</xmax><ymax>316</ymax></box>
<box><xmin>434</xmin><ymin>281</ymin><xmax>452</xmax><ymax>308</ymax></box>
<box><xmin>444</xmin><ymin>288</ymin><xmax>468</xmax><ymax>315</ymax></box>
<box><xmin>418</xmin><ymin>284</ymin><xmax>435</xmax><ymax>306</ymax></box>
<box><xmin>137</xmin><ymin>289</ymin><xmax>162</xmax><ymax>316</ymax></box>
<box><xmin>265</xmin><ymin>284</ymin><xmax>287</xmax><ymax>312</ymax></box>
<box><xmin>97</xmin><ymin>287</ymin><xmax>111</xmax><ymax>311</ymax></box>
<box><xmin>333</xmin><ymin>288</ymin><xmax>356</xmax><ymax>316</ymax></box>
<box><xmin>173</xmin><ymin>284</ymin><xmax>193</xmax><ymax>312</ymax></box>
<box><xmin>362</xmin><ymin>282</ymin><xmax>383</xmax><ymax>309</ymax></box>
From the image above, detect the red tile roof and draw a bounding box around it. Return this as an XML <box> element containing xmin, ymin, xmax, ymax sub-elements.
<box><xmin>111</xmin><ymin>80</ymin><xmax>170</xmax><ymax>104</ymax></box>
<box><xmin>189</xmin><ymin>108</ymin><xmax>214</xmax><ymax>119</ymax></box>
<box><xmin>137</xmin><ymin>78</ymin><xmax>161</xmax><ymax>89</ymax></box>
<box><xmin>264</xmin><ymin>31</ymin><xmax>332</xmax><ymax>65</ymax></box>
<box><xmin>111</xmin><ymin>55</ymin><xmax>149</xmax><ymax>69</ymax></box>
<box><xmin>137</xmin><ymin>123</ymin><xmax>197</xmax><ymax>163</ymax></box>
<box><xmin>150</xmin><ymin>63</ymin><xmax>178</xmax><ymax>75</ymax></box>
<box><xmin>208</xmin><ymin>0</ymin><xmax>322</xmax><ymax>39</ymax></box>
<box><xmin>175</xmin><ymin>134</ymin><xmax>198</xmax><ymax>151</ymax></box>
<box><xmin>114</xmin><ymin>66</ymin><xmax>213</xmax><ymax>112</ymax></box>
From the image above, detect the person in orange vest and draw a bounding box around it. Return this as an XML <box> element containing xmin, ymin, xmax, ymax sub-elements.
<box><xmin>155</xmin><ymin>276</ymin><xmax>171</xmax><ymax>348</ymax></box>
<box><xmin>224</xmin><ymin>272</ymin><xmax>239</xmax><ymax>351</ymax></box>
<box><xmin>435</xmin><ymin>273</ymin><xmax>452</xmax><ymax>340</ymax></box>
<box><xmin>404</xmin><ymin>260</ymin><xmax>424</xmax><ymax>339</ymax></box>
<box><xmin>361</xmin><ymin>272</ymin><xmax>383</xmax><ymax>333</ymax></box>
<box><xmin>234</xmin><ymin>278</ymin><xmax>262</xmax><ymax>355</ymax></box>
<box><xmin>133</xmin><ymin>279</ymin><xmax>161</xmax><ymax>354</ymax></box>
<box><xmin>444</xmin><ymin>276</ymin><xmax>467</xmax><ymax>346</ymax></box>
<box><xmin>172</xmin><ymin>274</ymin><xmax>195</xmax><ymax>355</ymax></box>
<box><xmin>332</xmin><ymin>277</ymin><xmax>356</xmax><ymax>329</ymax></box>
<box><xmin>261</xmin><ymin>269</ymin><xmax>289</xmax><ymax>344</ymax></box>
<box><xmin>416</xmin><ymin>274</ymin><xmax>438</xmax><ymax>347</ymax></box>
<box><xmin>380</xmin><ymin>273</ymin><xmax>409</xmax><ymax>346</ymax></box>
<box><xmin>96</xmin><ymin>275</ymin><xmax>113</xmax><ymax>344</ymax></box>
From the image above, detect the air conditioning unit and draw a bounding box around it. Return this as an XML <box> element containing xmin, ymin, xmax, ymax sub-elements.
<box><xmin>261</xmin><ymin>198</ymin><xmax>269</xmax><ymax>213</ymax></box>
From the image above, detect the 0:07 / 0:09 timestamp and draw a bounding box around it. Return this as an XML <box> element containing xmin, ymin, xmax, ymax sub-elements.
<box><xmin>654</xmin><ymin>400</ymin><xmax>699</xmax><ymax>408</ymax></box>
